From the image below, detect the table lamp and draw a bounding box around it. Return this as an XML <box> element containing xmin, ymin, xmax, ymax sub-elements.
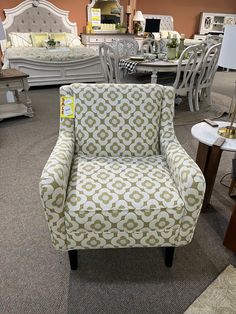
<box><xmin>0</xmin><ymin>18</ymin><xmax>6</xmax><ymax>75</ymax></box>
<box><xmin>133</xmin><ymin>10</ymin><xmax>145</xmax><ymax>35</ymax></box>
<box><xmin>144</xmin><ymin>18</ymin><xmax>160</xmax><ymax>39</ymax></box>
<box><xmin>218</xmin><ymin>25</ymin><xmax>236</xmax><ymax>139</ymax></box>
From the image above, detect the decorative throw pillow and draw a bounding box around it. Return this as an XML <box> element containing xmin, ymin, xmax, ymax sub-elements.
<box><xmin>66</xmin><ymin>33</ymin><xmax>82</xmax><ymax>47</ymax></box>
<box><xmin>9</xmin><ymin>32</ymin><xmax>32</xmax><ymax>47</ymax></box>
<box><xmin>160</xmin><ymin>30</ymin><xmax>181</xmax><ymax>39</ymax></box>
<box><xmin>50</xmin><ymin>32</ymin><xmax>67</xmax><ymax>46</ymax></box>
<box><xmin>31</xmin><ymin>32</ymin><xmax>48</xmax><ymax>47</ymax></box>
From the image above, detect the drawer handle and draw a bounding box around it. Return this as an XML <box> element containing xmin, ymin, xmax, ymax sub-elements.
<box><xmin>6</xmin><ymin>84</ymin><xmax>9</xmax><ymax>87</ymax></box>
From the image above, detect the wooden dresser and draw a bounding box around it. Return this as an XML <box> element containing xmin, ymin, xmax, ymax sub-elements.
<box><xmin>81</xmin><ymin>33</ymin><xmax>135</xmax><ymax>51</ymax></box>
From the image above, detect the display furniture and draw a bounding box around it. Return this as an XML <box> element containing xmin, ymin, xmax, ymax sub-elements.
<box><xmin>0</xmin><ymin>0</ymin><xmax>105</xmax><ymax>86</ymax></box>
<box><xmin>39</xmin><ymin>83</ymin><xmax>205</xmax><ymax>270</ymax></box>
<box><xmin>0</xmin><ymin>69</ymin><xmax>33</xmax><ymax>120</ymax></box>
<box><xmin>87</xmin><ymin>0</ymin><xmax>124</xmax><ymax>33</ymax></box>
<box><xmin>191</xmin><ymin>121</ymin><xmax>236</xmax><ymax>211</ymax></box>
<box><xmin>81</xmin><ymin>33</ymin><xmax>134</xmax><ymax>51</ymax></box>
<box><xmin>199</xmin><ymin>12</ymin><xmax>236</xmax><ymax>35</ymax></box>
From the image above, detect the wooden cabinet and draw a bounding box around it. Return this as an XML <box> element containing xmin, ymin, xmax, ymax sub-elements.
<box><xmin>81</xmin><ymin>33</ymin><xmax>135</xmax><ymax>51</ymax></box>
<box><xmin>199</xmin><ymin>12</ymin><xmax>236</xmax><ymax>35</ymax></box>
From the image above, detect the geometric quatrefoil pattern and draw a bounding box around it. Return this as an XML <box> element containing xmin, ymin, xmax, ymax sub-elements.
<box><xmin>74</xmin><ymin>84</ymin><xmax>163</xmax><ymax>156</ymax></box>
<box><xmin>39</xmin><ymin>83</ymin><xmax>205</xmax><ymax>251</ymax></box>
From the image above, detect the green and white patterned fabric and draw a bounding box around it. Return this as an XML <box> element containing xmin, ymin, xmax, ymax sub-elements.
<box><xmin>39</xmin><ymin>83</ymin><xmax>205</xmax><ymax>251</ymax></box>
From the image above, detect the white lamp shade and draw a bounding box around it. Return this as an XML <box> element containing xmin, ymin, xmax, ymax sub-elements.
<box><xmin>133</xmin><ymin>11</ymin><xmax>145</xmax><ymax>22</ymax></box>
<box><xmin>218</xmin><ymin>25</ymin><xmax>236</xmax><ymax>70</ymax></box>
<box><xmin>0</xmin><ymin>18</ymin><xmax>6</xmax><ymax>40</ymax></box>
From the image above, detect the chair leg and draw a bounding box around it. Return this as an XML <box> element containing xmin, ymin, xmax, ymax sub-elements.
<box><xmin>194</xmin><ymin>84</ymin><xmax>200</xmax><ymax>111</ymax></box>
<box><xmin>68</xmin><ymin>250</ymin><xmax>78</xmax><ymax>270</ymax></box>
<box><xmin>206</xmin><ymin>86</ymin><xmax>212</xmax><ymax>105</ymax></box>
<box><xmin>188</xmin><ymin>91</ymin><xmax>194</xmax><ymax>112</ymax></box>
<box><xmin>164</xmin><ymin>247</ymin><xmax>175</xmax><ymax>267</ymax></box>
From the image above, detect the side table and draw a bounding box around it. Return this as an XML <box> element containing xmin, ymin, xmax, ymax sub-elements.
<box><xmin>191</xmin><ymin>121</ymin><xmax>236</xmax><ymax>211</ymax></box>
<box><xmin>223</xmin><ymin>203</ymin><xmax>236</xmax><ymax>254</ymax></box>
<box><xmin>0</xmin><ymin>69</ymin><xmax>33</xmax><ymax>120</ymax></box>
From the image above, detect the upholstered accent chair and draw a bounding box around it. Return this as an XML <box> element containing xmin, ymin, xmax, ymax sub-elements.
<box><xmin>39</xmin><ymin>83</ymin><xmax>205</xmax><ymax>270</ymax></box>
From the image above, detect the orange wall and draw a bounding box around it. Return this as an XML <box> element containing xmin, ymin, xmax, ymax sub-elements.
<box><xmin>0</xmin><ymin>0</ymin><xmax>235</xmax><ymax>37</ymax></box>
<box><xmin>137</xmin><ymin>0</ymin><xmax>236</xmax><ymax>37</ymax></box>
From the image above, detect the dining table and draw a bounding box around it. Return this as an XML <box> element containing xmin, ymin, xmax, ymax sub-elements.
<box><xmin>119</xmin><ymin>57</ymin><xmax>187</xmax><ymax>84</ymax></box>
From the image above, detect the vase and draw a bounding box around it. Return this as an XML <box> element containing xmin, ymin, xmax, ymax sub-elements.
<box><xmin>167</xmin><ymin>47</ymin><xmax>176</xmax><ymax>60</ymax></box>
<box><xmin>119</xmin><ymin>28</ymin><xmax>127</xmax><ymax>34</ymax></box>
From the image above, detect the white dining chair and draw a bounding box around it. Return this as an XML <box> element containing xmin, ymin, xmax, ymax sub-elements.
<box><xmin>115</xmin><ymin>38</ymin><xmax>139</xmax><ymax>59</ymax></box>
<box><xmin>99</xmin><ymin>43</ymin><xmax>141</xmax><ymax>84</ymax></box>
<box><xmin>171</xmin><ymin>44</ymin><xmax>205</xmax><ymax>112</ymax></box>
<box><xmin>140</xmin><ymin>38</ymin><xmax>160</xmax><ymax>54</ymax></box>
<box><xmin>194</xmin><ymin>43</ymin><xmax>222</xmax><ymax>111</ymax></box>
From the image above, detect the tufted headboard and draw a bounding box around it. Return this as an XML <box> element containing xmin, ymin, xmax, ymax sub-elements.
<box><xmin>143</xmin><ymin>14</ymin><xmax>174</xmax><ymax>31</ymax></box>
<box><xmin>2</xmin><ymin>0</ymin><xmax>77</xmax><ymax>41</ymax></box>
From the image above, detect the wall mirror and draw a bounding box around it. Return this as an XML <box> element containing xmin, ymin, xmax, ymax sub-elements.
<box><xmin>87</xmin><ymin>0</ymin><xmax>124</xmax><ymax>31</ymax></box>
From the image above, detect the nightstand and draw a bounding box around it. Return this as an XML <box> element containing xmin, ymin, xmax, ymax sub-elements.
<box><xmin>0</xmin><ymin>69</ymin><xmax>33</xmax><ymax>121</ymax></box>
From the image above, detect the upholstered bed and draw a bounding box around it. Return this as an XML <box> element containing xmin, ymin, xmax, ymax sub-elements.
<box><xmin>0</xmin><ymin>0</ymin><xmax>105</xmax><ymax>86</ymax></box>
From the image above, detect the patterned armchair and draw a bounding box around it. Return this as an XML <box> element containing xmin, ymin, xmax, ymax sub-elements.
<box><xmin>39</xmin><ymin>83</ymin><xmax>205</xmax><ymax>270</ymax></box>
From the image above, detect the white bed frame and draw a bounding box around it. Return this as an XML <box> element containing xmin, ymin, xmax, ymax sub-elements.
<box><xmin>1</xmin><ymin>0</ymin><xmax>105</xmax><ymax>86</ymax></box>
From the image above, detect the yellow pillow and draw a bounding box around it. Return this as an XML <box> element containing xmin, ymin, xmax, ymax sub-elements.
<box><xmin>51</xmin><ymin>32</ymin><xmax>67</xmax><ymax>43</ymax></box>
<box><xmin>31</xmin><ymin>33</ymin><xmax>48</xmax><ymax>47</ymax></box>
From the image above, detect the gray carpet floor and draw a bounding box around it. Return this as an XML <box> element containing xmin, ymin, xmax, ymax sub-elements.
<box><xmin>0</xmin><ymin>71</ymin><xmax>236</xmax><ymax>314</ymax></box>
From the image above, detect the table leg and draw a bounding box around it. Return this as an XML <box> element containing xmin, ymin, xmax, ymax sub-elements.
<box><xmin>223</xmin><ymin>204</ymin><xmax>236</xmax><ymax>254</ymax></box>
<box><xmin>22</xmin><ymin>78</ymin><xmax>34</xmax><ymax>117</ymax></box>
<box><xmin>196</xmin><ymin>142</ymin><xmax>210</xmax><ymax>172</ymax></box>
<box><xmin>151</xmin><ymin>70</ymin><xmax>158</xmax><ymax>84</ymax></box>
<box><xmin>196</xmin><ymin>138</ymin><xmax>225</xmax><ymax>211</ymax></box>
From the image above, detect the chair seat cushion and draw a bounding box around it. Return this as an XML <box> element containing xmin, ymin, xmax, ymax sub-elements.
<box><xmin>64</xmin><ymin>154</ymin><xmax>185</xmax><ymax>236</ymax></box>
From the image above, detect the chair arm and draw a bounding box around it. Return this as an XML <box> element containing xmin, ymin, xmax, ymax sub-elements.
<box><xmin>39</xmin><ymin>131</ymin><xmax>75</xmax><ymax>250</ymax></box>
<box><xmin>160</xmin><ymin>137</ymin><xmax>206</xmax><ymax>238</ymax></box>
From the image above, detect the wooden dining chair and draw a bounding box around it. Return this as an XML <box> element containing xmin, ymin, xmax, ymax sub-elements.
<box><xmin>194</xmin><ymin>43</ymin><xmax>221</xmax><ymax>111</ymax></box>
<box><xmin>99</xmin><ymin>43</ymin><xmax>141</xmax><ymax>84</ymax></box>
<box><xmin>115</xmin><ymin>38</ymin><xmax>139</xmax><ymax>59</ymax></box>
<box><xmin>140</xmin><ymin>38</ymin><xmax>160</xmax><ymax>54</ymax></box>
<box><xmin>99</xmin><ymin>43</ymin><xmax>120</xmax><ymax>83</ymax></box>
<box><xmin>171</xmin><ymin>44</ymin><xmax>205</xmax><ymax>112</ymax></box>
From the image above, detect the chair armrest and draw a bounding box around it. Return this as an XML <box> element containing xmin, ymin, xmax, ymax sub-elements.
<box><xmin>39</xmin><ymin>131</ymin><xmax>75</xmax><ymax>250</ymax></box>
<box><xmin>160</xmin><ymin>135</ymin><xmax>206</xmax><ymax>239</ymax></box>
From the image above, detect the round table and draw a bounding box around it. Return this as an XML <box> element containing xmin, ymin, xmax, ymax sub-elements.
<box><xmin>191</xmin><ymin>121</ymin><xmax>236</xmax><ymax>210</ymax></box>
<box><xmin>135</xmin><ymin>59</ymin><xmax>179</xmax><ymax>83</ymax></box>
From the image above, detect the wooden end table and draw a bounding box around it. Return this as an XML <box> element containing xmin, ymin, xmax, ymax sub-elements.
<box><xmin>191</xmin><ymin>121</ymin><xmax>236</xmax><ymax>211</ymax></box>
<box><xmin>223</xmin><ymin>203</ymin><xmax>236</xmax><ymax>254</ymax></box>
<box><xmin>0</xmin><ymin>69</ymin><xmax>33</xmax><ymax>121</ymax></box>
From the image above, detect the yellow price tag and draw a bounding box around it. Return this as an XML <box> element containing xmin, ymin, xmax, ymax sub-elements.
<box><xmin>60</xmin><ymin>96</ymin><xmax>75</xmax><ymax>118</ymax></box>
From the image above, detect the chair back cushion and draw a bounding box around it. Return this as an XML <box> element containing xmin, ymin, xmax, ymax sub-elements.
<box><xmin>72</xmin><ymin>83</ymin><xmax>164</xmax><ymax>156</ymax></box>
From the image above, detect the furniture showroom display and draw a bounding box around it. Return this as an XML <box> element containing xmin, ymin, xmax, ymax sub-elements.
<box><xmin>39</xmin><ymin>83</ymin><xmax>205</xmax><ymax>270</ymax></box>
<box><xmin>0</xmin><ymin>68</ymin><xmax>33</xmax><ymax>120</ymax></box>
<box><xmin>191</xmin><ymin>121</ymin><xmax>236</xmax><ymax>211</ymax></box>
<box><xmin>81</xmin><ymin>33</ymin><xmax>135</xmax><ymax>51</ymax></box>
<box><xmin>0</xmin><ymin>0</ymin><xmax>105</xmax><ymax>86</ymax></box>
<box><xmin>199</xmin><ymin>12</ymin><xmax>236</xmax><ymax>35</ymax></box>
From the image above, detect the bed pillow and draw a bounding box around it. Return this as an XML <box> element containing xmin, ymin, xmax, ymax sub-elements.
<box><xmin>31</xmin><ymin>33</ymin><xmax>49</xmax><ymax>47</ymax></box>
<box><xmin>160</xmin><ymin>30</ymin><xmax>181</xmax><ymax>39</ymax></box>
<box><xmin>66</xmin><ymin>33</ymin><xmax>82</xmax><ymax>47</ymax></box>
<box><xmin>50</xmin><ymin>32</ymin><xmax>67</xmax><ymax>45</ymax></box>
<box><xmin>9</xmin><ymin>32</ymin><xmax>32</xmax><ymax>47</ymax></box>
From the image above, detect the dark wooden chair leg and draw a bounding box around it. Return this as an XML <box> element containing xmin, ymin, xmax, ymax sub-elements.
<box><xmin>68</xmin><ymin>250</ymin><xmax>78</xmax><ymax>270</ymax></box>
<box><xmin>164</xmin><ymin>247</ymin><xmax>175</xmax><ymax>267</ymax></box>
